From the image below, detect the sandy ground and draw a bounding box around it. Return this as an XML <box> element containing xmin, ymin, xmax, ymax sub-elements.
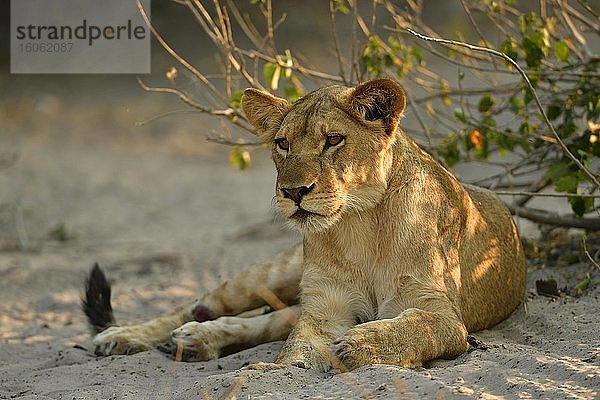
<box><xmin>0</xmin><ymin>77</ymin><xmax>599</xmax><ymax>400</ymax></box>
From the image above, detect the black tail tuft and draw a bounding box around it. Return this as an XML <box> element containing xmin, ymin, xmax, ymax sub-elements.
<box><xmin>82</xmin><ymin>263</ymin><xmax>116</xmax><ymax>335</ymax></box>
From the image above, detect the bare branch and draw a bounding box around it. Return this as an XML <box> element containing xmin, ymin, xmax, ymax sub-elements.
<box><xmin>329</xmin><ymin>0</ymin><xmax>348</xmax><ymax>84</ymax></box>
<box><xmin>206</xmin><ymin>136</ymin><xmax>261</xmax><ymax>147</ymax></box>
<box><xmin>497</xmin><ymin>191</ymin><xmax>600</xmax><ymax>199</ymax></box>
<box><xmin>350</xmin><ymin>0</ymin><xmax>361</xmax><ymax>82</ymax></box>
<box><xmin>136</xmin><ymin>0</ymin><xmax>226</xmax><ymax>104</ymax></box>
<box><xmin>509</xmin><ymin>204</ymin><xmax>600</xmax><ymax>231</ymax></box>
<box><xmin>137</xmin><ymin>79</ymin><xmax>255</xmax><ymax>135</ymax></box>
<box><xmin>511</xmin><ymin>177</ymin><xmax>552</xmax><ymax>207</ymax></box>
<box><xmin>265</xmin><ymin>0</ymin><xmax>276</xmax><ymax>53</ymax></box>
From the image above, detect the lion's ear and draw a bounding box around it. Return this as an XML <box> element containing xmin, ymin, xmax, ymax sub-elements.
<box><xmin>347</xmin><ymin>79</ymin><xmax>406</xmax><ymax>136</ymax></box>
<box><xmin>241</xmin><ymin>88</ymin><xmax>290</xmax><ymax>142</ymax></box>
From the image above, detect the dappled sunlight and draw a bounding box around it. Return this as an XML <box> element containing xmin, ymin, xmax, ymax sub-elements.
<box><xmin>0</xmin><ymin>301</ymin><xmax>79</xmax><ymax>342</ymax></box>
<box><xmin>51</xmin><ymin>290</ymin><xmax>80</xmax><ymax>305</ymax></box>
<box><xmin>506</xmin><ymin>375</ymin><xmax>597</xmax><ymax>400</ymax></box>
<box><xmin>20</xmin><ymin>334</ymin><xmax>53</xmax><ymax>344</ymax></box>
<box><xmin>536</xmin><ymin>354</ymin><xmax>599</xmax><ymax>376</ymax></box>
<box><xmin>471</xmin><ymin>240</ymin><xmax>499</xmax><ymax>282</ymax></box>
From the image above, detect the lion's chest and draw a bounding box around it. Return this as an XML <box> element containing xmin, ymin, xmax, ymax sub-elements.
<box><xmin>315</xmin><ymin>210</ymin><xmax>425</xmax><ymax>317</ymax></box>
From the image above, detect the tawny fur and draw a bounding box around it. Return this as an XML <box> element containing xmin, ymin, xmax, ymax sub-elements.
<box><xmin>85</xmin><ymin>79</ymin><xmax>526</xmax><ymax>372</ymax></box>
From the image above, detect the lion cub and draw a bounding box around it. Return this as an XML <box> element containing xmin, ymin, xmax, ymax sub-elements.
<box><xmin>84</xmin><ymin>79</ymin><xmax>526</xmax><ymax>371</ymax></box>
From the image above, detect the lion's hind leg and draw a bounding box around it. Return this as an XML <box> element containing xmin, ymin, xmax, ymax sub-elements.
<box><xmin>171</xmin><ymin>305</ymin><xmax>300</xmax><ymax>362</ymax></box>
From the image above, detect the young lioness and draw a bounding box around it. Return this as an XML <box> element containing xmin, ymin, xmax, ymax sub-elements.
<box><xmin>84</xmin><ymin>79</ymin><xmax>526</xmax><ymax>371</ymax></box>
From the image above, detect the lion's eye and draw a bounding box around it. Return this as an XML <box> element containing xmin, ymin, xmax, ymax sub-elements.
<box><xmin>325</xmin><ymin>134</ymin><xmax>345</xmax><ymax>148</ymax></box>
<box><xmin>275</xmin><ymin>138</ymin><xmax>289</xmax><ymax>151</ymax></box>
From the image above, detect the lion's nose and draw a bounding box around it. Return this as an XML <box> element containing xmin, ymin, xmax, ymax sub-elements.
<box><xmin>280</xmin><ymin>183</ymin><xmax>315</xmax><ymax>205</ymax></box>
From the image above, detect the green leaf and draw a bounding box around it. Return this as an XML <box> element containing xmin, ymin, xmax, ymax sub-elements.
<box><xmin>546</xmin><ymin>161</ymin><xmax>572</xmax><ymax>180</ymax></box>
<box><xmin>510</xmin><ymin>95</ymin><xmax>525</xmax><ymax>114</ymax></box>
<box><xmin>524</xmin><ymin>87</ymin><xmax>535</xmax><ymax>104</ymax></box>
<box><xmin>569</xmin><ymin>196</ymin><xmax>593</xmax><ymax>217</ymax></box>
<box><xmin>546</xmin><ymin>104</ymin><xmax>562</xmax><ymax>121</ymax></box>
<box><xmin>229</xmin><ymin>90</ymin><xmax>244</xmax><ymax>109</ymax></box>
<box><xmin>574</xmin><ymin>274</ymin><xmax>591</xmax><ymax>295</ymax></box>
<box><xmin>519</xmin><ymin>137</ymin><xmax>531</xmax><ymax>153</ymax></box>
<box><xmin>561</xmin><ymin>253</ymin><xmax>580</xmax><ymax>265</ymax></box>
<box><xmin>554</xmin><ymin>175</ymin><xmax>578</xmax><ymax>193</ymax></box>
<box><xmin>454</xmin><ymin>109</ymin><xmax>467</xmax><ymax>123</ymax></box>
<box><xmin>478</xmin><ymin>95</ymin><xmax>494</xmax><ymax>113</ymax></box>
<box><xmin>410</xmin><ymin>47</ymin><xmax>424</xmax><ymax>66</ymax></box>
<box><xmin>482</xmin><ymin>116</ymin><xmax>496</xmax><ymax>128</ymax></box>
<box><xmin>439</xmin><ymin>141</ymin><xmax>460</xmax><ymax>167</ymax></box>
<box><xmin>522</xmin><ymin>36</ymin><xmax>545</xmax><ymax>69</ymax></box>
<box><xmin>283</xmin><ymin>83</ymin><xmax>302</xmax><ymax>103</ymax></box>
<box><xmin>554</xmin><ymin>40</ymin><xmax>570</xmax><ymax>62</ymax></box>
<box><xmin>332</xmin><ymin>0</ymin><xmax>350</xmax><ymax>14</ymax></box>
<box><xmin>500</xmin><ymin>37</ymin><xmax>519</xmax><ymax>66</ymax></box>
<box><xmin>229</xmin><ymin>147</ymin><xmax>251</xmax><ymax>171</ymax></box>
<box><xmin>527</xmin><ymin>32</ymin><xmax>548</xmax><ymax>53</ymax></box>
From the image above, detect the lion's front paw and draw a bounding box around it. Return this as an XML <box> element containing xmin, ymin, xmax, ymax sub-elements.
<box><xmin>170</xmin><ymin>321</ymin><xmax>221</xmax><ymax>362</ymax></box>
<box><xmin>92</xmin><ymin>326</ymin><xmax>154</xmax><ymax>356</ymax></box>
<box><xmin>333</xmin><ymin>321</ymin><xmax>420</xmax><ymax>370</ymax></box>
<box><xmin>332</xmin><ymin>323</ymin><xmax>390</xmax><ymax>370</ymax></box>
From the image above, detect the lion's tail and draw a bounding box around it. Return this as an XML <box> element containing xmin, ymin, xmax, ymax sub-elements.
<box><xmin>82</xmin><ymin>263</ymin><xmax>117</xmax><ymax>335</ymax></box>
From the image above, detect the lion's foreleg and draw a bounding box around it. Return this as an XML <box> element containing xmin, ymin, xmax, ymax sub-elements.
<box><xmin>274</xmin><ymin>277</ymin><xmax>363</xmax><ymax>372</ymax></box>
<box><xmin>333</xmin><ymin>302</ymin><xmax>468</xmax><ymax>370</ymax></box>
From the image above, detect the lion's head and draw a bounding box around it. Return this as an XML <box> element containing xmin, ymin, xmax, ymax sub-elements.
<box><xmin>241</xmin><ymin>79</ymin><xmax>406</xmax><ymax>232</ymax></box>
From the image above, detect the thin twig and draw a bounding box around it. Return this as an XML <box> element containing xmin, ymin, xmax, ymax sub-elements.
<box><xmin>227</xmin><ymin>0</ymin><xmax>265</xmax><ymax>49</ymax></box>
<box><xmin>135</xmin><ymin>109</ymin><xmax>205</xmax><ymax>127</ymax></box>
<box><xmin>206</xmin><ymin>136</ymin><xmax>261</xmax><ymax>147</ymax></box>
<box><xmin>496</xmin><ymin>191</ymin><xmax>600</xmax><ymax>199</ymax></box>
<box><xmin>460</xmin><ymin>0</ymin><xmax>498</xmax><ymax>69</ymax></box>
<box><xmin>582</xmin><ymin>235</ymin><xmax>600</xmax><ymax>270</ymax></box>
<box><xmin>265</xmin><ymin>0</ymin><xmax>276</xmax><ymax>53</ymax></box>
<box><xmin>350</xmin><ymin>0</ymin><xmax>361</xmax><ymax>82</ymax></box>
<box><xmin>236</xmin><ymin>48</ymin><xmax>344</xmax><ymax>82</ymax></box>
<box><xmin>137</xmin><ymin>79</ymin><xmax>232</xmax><ymax>116</ymax></box>
<box><xmin>575</xmin><ymin>0</ymin><xmax>600</xmax><ymax>19</ymax></box>
<box><xmin>512</xmin><ymin>177</ymin><xmax>552</xmax><ymax>207</ymax></box>
<box><xmin>329</xmin><ymin>0</ymin><xmax>348</xmax><ymax>84</ymax></box>
<box><xmin>404</xmin><ymin>88</ymin><xmax>431</xmax><ymax>147</ymax></box>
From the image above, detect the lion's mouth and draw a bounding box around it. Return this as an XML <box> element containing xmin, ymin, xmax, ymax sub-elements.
<box><xmin>285</xmin><ymin>204</ymin><xmax>345</xmax><ymax>232</ymax></box>
<box><xmin>290</xmin><ymin>207</ymin><xmax>316</xmax><ymax>219</ymax></box>
<box><xmin>289</xmin><ymin>205</ymin><xmax>342</xmax><ymax>220</ymax></box>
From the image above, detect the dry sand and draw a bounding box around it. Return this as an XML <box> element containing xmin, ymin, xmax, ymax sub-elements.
<box><xmin>0</xmin><ymin>79</ymin><xmax>599</xmax><ymax>399</ymax></box>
